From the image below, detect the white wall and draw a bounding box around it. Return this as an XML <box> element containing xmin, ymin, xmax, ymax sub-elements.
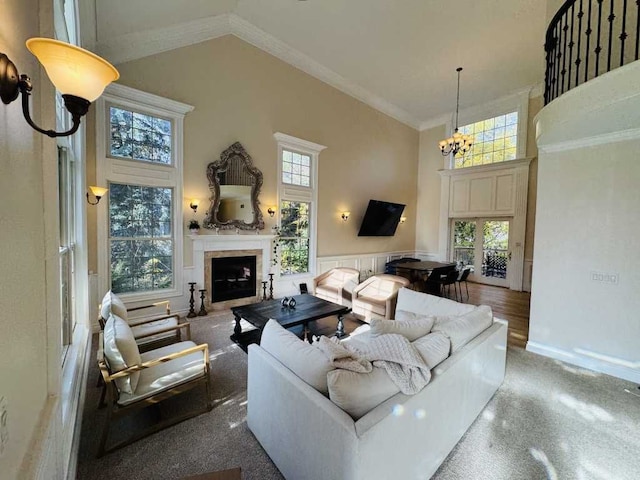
<box><xmin>529</xmin><ymin>61</ymin><xmax>640</xmax><ymax>382</ymax></box>
<box><xmin>0</xmin><ymin>0</ymin><xmax>58</xmax><ymax>477</ymax></box>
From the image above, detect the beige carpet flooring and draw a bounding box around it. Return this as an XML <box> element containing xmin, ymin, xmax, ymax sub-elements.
<box><xmin>76</xmin><ymin>312</ymin><xmax>640</xmax><ymax>479</ymax></box>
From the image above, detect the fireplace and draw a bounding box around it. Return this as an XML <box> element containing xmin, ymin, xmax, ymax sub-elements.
<box><xmin>211</xmin><ymin>255</ymin><xmax>256</xmax><ymax>303</ymax></box>
<box><xmin>203</xmin><ymin>248</ymin><xmax>264</xmax><ymax>309</ymax></box>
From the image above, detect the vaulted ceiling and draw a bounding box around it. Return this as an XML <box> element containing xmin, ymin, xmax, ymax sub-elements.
<box><xmin>91</xmin><ymin>0</ymin><xmax>548</xmax><ymax>129</ymax></box>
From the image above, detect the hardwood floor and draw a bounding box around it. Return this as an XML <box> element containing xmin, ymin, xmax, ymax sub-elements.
<box><xmin>459</xmin><ymin>281</ymin><xmax>530</xmax><ymax>349</ymax></box>
<box><xmin>308</xmin><ymin>281</ymin><xmax>530</xmax><ymax>349</ymax></box>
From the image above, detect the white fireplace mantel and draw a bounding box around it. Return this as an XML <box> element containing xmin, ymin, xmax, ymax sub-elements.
<box><xmin>191</xmin><ymin>234</ymin><xmax>276</xmax><ymax>292</ymax></box>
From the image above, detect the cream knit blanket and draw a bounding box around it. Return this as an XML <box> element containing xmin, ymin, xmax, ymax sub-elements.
<box><xmin>318</xmin><ymin>334</ymin><xmax>431</xmax><ymax>394</ymax></box>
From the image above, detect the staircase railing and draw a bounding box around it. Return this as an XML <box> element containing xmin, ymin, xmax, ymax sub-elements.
<box><xmin>545</xmin><ymin>0</ymin><xmax>640</xmax><ymax>104</ymax></box>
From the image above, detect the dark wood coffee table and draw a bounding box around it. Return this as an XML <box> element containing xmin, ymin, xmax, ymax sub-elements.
<box><xmin>231</xmin><ymin>295</ymin><xmax>350</xmax><ymax>349</ymax></box>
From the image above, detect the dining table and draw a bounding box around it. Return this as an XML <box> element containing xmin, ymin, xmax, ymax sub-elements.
<box><xmin>393</xmin><ymin>260</ymin><xmax>458</xmax><ymax>294</ymax></box>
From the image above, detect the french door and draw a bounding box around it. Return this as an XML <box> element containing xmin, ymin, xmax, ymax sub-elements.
<box><xmin>451</xmin><ymin>218</ymin><xmax>511</xmax><ymax>287</ymax></box>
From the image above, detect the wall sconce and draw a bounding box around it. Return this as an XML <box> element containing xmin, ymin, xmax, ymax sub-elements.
<box><xmin>189</xmin><ymin>199</ymin><xmax>200</xmax><ymax>213</ymax></box>
<box><xmin>0</xmin><ymin>38</ymin><xmax>119</xmax><ymax>137</ymax></box>
<box><xmin>341</xmin><ymin>211</ymin><xmax>350</xmax><ymax>222</ymax></box>
<box><xmin>400</xmin><ymin>216</ymin><xmax>407</xmax><ymax>224</ymax></box>
<box><xmin>267</xmin><ymin>206</ymin><xmax>276</xmax><ymax>217</ymax></box>
<box><xmin>86</xmin><ymin>186</ymin><xmax>108</xmax><ymax>205</ymax></box>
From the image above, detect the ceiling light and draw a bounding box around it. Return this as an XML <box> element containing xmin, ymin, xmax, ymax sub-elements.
<box><xmin>0</xmin><ymin>38</ymin><xmax>119</xmax><ymax>138</ymax></box>
<box><xmin>439</xmin><ymin>67</ymin><xmax>473</xmax><ymax>158</ymax></box>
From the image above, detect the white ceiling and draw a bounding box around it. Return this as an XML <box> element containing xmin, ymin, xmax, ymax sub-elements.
<box><xmin>93</xmin><ymin>0</ymin><xmax>548</xmax><ymax>129</ymax></box>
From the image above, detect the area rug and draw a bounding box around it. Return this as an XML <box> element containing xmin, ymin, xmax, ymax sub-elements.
<box><xmin>76</xmin><ymin>312</ymin><xmax>640</xmax><ymax>479</ymax></box>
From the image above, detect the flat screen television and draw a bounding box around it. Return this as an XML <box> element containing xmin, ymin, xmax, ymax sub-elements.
<box><xmin>357</xmin><ymin>199</ymin><xmax>406</xmax><ymax>237</ymax></box>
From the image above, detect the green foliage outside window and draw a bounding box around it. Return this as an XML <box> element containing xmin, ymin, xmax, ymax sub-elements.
<box><xmin>455</xmin><ymin>112</ymin><xmax>518</xmax><ymax>168</ymax></box>
<box><xmin>109</xmin><ymin>183</ymin><xmax>174</xmax><ymax>293</ymax></box>
<box><xmin>110</xmin><ymin>106</ymin><xmax>172</xmax><ymax>164</ymax></box>
<box><xmin>279</xmin><ymin>201</ymin><xmax>310</xmax><ymax>275</ymax></box>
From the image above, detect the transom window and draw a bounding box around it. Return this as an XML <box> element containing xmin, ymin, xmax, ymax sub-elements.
<box><xmin>454</xmin><ymin>111</ymin><xmax>518</xmax><ymax>168</ymax></box>
<box><xmin>109</xmin><ymin>105</ymin><xmax>172</xmax><ymax>164</ymax></box>
<box><xmin>282</xmin><ymin>149</ymin><xmax>311</xmax><ymax>186</ymax></box>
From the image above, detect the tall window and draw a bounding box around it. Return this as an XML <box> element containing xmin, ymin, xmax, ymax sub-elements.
<box><xmin>97</xmin><ymin>85</ymin><xmax>192</xmax><ymax>301</ymax></box>
<box><xmin>454</xmin><ymin>111</ymin><xmax>518</xmax><ymax>168</ymax></box>
<box><xmin>275</xmin><ymin>133</ymin><xmax>325</xmax><ymax>278</ymax></box>
<box><xmin>58</xmin><ymin>146</ymin><xmax>76</xmax><ymax>355</ymax></box>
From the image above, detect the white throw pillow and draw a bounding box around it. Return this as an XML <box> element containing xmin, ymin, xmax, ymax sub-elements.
<box><xmin>431</xmin><ymin>305</ymin><xmax>493</xmax><ymax>353</ymax></box>
<box><xmin>327</xmin><ymin>367</ymin><xmax>400</xmax><ymax>420</ymax></box>
<box><xmin>100</xmin><ymin>290</ymin><xmax>128</xmax><ymax>321</ymax></box>
<box><xmin>369</xmin><ymin>316</ymin><xmax>435</xmax><ymax>342</ymax></box>
<box><xmin>103</xmin><ymin>314</ymin><xmax>141</xmax><ymax>394</ymax></box>
<box><xmin>260</xmin><ymin>319</ymin><xmax>335</xmax><ymax>395</ymax></box>
<box><xmin>412</xmin><ymin>332</ymin><xmax>451</xmax><ymax>368</ymax></box>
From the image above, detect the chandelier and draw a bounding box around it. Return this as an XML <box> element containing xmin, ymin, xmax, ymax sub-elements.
<box><xmin>439</xmin><ymin>67</ymin><xmax>473</xmax><ymax>157</ymax></box>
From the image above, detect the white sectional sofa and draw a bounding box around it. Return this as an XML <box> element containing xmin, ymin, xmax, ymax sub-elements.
<box><xmin>247</xmin><ymin>288</ymin><xmax>508</xmax><ymax>480</ymax></box>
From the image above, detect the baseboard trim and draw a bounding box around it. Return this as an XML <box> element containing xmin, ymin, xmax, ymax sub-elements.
<box><xmin>526</xmin><ymin>341</ymin><xmax>640</xmax><ymax>383</ymax></box>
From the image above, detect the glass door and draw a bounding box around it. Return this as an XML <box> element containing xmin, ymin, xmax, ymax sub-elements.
<box><xmin>451</xmin><ymin>218</ymin><xmax>511</xmax><ymax>287</ymax></box>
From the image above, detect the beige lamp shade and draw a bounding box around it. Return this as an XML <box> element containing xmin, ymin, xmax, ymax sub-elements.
<box><xmin>89</xmin><ymin>185</ymin><xmax>109</xmax><ymax>198</ymax></box>
<box><xmin>26</xmin><ymin>38</ymin><xmax>119</xmax><ymax>102</ymax></box>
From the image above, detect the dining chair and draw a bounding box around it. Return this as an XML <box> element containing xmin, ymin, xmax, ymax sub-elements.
<box><xmin>456</xmin><ymin>267</ymin><xmax>472</xmax><ymax>301</ymax></box>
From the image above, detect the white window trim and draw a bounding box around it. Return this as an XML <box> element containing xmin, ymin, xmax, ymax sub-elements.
<box><xmin>445</xmin><ymin>87</ymin><xmax>530</xmax><ymax>169</ymax></box>
<box><xmin>274</xmin><ymin>132</ymin><xmax>326</xmax><ymax>280</ymax></box>
<box><xmin>96</xmin><ymin>84</ymin><xmax>194</xmax><ymax>303</ymax></box>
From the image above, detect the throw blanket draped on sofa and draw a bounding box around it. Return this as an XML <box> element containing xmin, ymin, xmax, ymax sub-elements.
<box><xmin>318</xmin><ymin>334</ymin><xmax>431</xmax><ymax>394</ymax></box>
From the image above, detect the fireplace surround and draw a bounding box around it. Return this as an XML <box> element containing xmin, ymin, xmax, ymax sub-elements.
<box><xmin>191</xmin><ymin>234</ymin><xmax>275</xmax><ymax>310</ymax></box>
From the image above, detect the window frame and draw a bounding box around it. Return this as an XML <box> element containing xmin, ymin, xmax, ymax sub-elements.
<box><xmin>446</xmin><ymin>88</ymin><xmax>530</xmax><ymax>170</ymax></box>
<box><xmin>96</xmin><ymin>84</ymin><xmax>193</xmax><ymax>303</ymax></box>
<box><xmin>274</xmin><ymin>132</ymin><xmax>326</xmax><ymax>280</ymax></box>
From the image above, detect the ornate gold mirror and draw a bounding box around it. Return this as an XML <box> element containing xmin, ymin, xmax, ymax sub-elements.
<box><xmin>203</xmin><ymin>142</ymin><xmax>265</xmax><ymax>231</ymax></box>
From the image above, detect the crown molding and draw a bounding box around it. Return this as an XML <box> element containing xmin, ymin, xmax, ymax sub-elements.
<box><xmin>96</xmin><ymin>14</ymin><xmax>232</xmax><ymax>66</ymax></box>
<box><xmin>419</xmin><ymin>114</ymin><xmax>451</xmax><ymax>132</ymax></box>
<box><xmin>96</xmin><ymin>13</ymin><xmax>421</xmax><ymax>129</ymax></box>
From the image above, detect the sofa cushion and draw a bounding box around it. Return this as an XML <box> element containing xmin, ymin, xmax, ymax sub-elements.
<box><xmin>412</xmin><ymin>332</ymin><xmax>451</xmax><ymax>368</ymax></box>
<box><xmin>100</xmin><ymin>290</ymin><xmax>128</xmax><ymax>321</ymax></box>
<box><xmin>369</xmin><ymin>317</ymin><xmax>435</xmax><ymax>342</ymax></box>
<box><xmin>327</xmin><ymin>367</ymin><xmax>400</xmax><ymax>420</ymax></box>
<box><xmin>103</xmin><ymin>314</ymin><xmax>141</xmax><ymax>394</ymax></box>
<box><xmin>396</xmin><ymin>287</ymin><xmax>475</xmax><ymax>317</ymax></box>
<box><xmin>431</xmin><ymin>305</ymin><xmax>493</xmax><ymax>353</ymax></box>
<box><xmin>260</xmin><ymin>319</ymin><xmax>335</xmax><ymax>395</ymax></box>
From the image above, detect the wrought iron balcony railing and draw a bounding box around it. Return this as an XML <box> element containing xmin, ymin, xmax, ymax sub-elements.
<box><xmin>545</xmin><ymin>0</ymin><xmax>640</xmax><ymax>104</ymax></box>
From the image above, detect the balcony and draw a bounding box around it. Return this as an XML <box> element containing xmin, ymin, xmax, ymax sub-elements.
<box><xmin>545</xmin><ymin>0</ymin><xmax>640</xmax><ymax>104</ymax></box>
<box><xmin>453</xmin><ymin>247</ymin><xmax>507</xmax><ymax>279</ymax></box>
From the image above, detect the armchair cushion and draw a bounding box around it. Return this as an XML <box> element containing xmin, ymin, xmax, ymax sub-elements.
<box><xmin>130</xmin><ymin>317</ymin><xmax>180</xmax><ymax>346</ymax></box>
<box><xmin>352</xmin><ymin>274</ymin><xmax>410</xmax><ymax>321</ymax></box>
<box><xmin>117</xmin><ymin>341</ymin><xmax>206</xmax><ymax>406</ymax></box>
<box><xmin>103</xmin><ymin>314</ymin><xmax>141</xmax><ymax>394</ymax></box>
<box><xmin>100</xmin><ymin>290</ymin><xmax>128</xmax><ymax>321</ymax></box>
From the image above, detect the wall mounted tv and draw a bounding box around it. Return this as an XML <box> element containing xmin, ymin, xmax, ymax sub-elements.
<box><xmin>357</xmin><ymin>199</ymin><xmax>406</xmax><ymax>237</ymax></box>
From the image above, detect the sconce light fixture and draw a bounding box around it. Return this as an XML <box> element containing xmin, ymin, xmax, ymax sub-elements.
<box><xmin>189</xmin><ymin>199</ymin><xmax>200</xmax><ymax>213</ymax></box>
<box><xmin>86</xmin><ymin>185</ymin><xmax>108</xmax><ymax>205</ymax></box>
<box><xmin>0</xmin><ymin>38</ymin><xmax>119</xmax><ymax>138</ymax></box>
<box><xmin>341</xmin><ymin>211</ymin><xmax>350</xmax><ymax>222</ymax></box>
<box><xmin>400</xmin><ymin>216</ymin><xmax>407</xmax><ymax>224</ymax></box>
<box><xmin>267</xmin><ymin>206</ymin><xmax>276</xmax><ymax>217</ymax></box>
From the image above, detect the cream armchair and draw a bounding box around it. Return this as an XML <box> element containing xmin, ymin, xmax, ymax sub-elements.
<box><xmin>97</xmin><ymin>313</ymin><xmax>212</xmax><ymax>457</ymax></box>
<box><xmin>313</xmin><ymin>267</ymin><xmax>360</xmax><ymax>306</ymax></box>
<box><xmin>99</xmin><ymin>290</ymin><xmax>180</xmax><ymax>350</ymax></box>
<box><xmin>352</xmin><ymin>274</ymin><xmax>411</xmax><ymax>322</ymax></box>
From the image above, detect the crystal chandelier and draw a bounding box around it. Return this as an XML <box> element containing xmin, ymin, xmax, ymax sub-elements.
<box><xmin>439</xmin><ymin>67</ymin><xmax>473</xmax><ymax>157</ymax></box>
